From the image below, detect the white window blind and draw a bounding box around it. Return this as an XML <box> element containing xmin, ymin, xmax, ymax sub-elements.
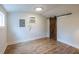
<box><xmin>0</xmin><ymin>11</ymin><xmax>5</xmax><ymax>27</ymax></box>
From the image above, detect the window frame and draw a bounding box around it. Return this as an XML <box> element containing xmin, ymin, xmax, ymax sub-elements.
<box><xmin>0</xmin><ymin>11</ymin><xmax>5</xmax><ymax>27</ymax></box>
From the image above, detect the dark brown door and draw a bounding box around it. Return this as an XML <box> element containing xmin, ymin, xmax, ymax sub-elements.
<box><xmin>50</xmin><ymin>16</ymin><xmax>57</xmax><ymax>40</ymax></box>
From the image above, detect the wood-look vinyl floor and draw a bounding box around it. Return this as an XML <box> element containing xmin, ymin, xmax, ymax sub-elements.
<box><xmin>4</xmin><ymin>37</ymin><xmax>79</xmax><ymax>54</ymax></box>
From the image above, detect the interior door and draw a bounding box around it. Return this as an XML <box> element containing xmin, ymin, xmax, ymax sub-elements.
<box><xmin>50</xmin><ymin>16</ymin><xmax>57</xmax><ymax>40</ymax></box>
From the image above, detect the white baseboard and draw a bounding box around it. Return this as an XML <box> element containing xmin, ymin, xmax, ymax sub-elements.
<box><xmin>8</xmin><ymin>35</ymin><xmax>48</xmax><ymax>45</ymax></box>
<box><xmin>0</xmin><ymin>43</ymin><xmax>7</xmax><ymax>54</ymax></box>
<box><xmin>58</xmin><ymin>39</ymin><xmax>79</xmax><ymax>49</ymax></box>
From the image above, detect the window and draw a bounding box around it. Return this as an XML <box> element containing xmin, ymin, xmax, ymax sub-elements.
<box><xmin>0</xmin><ymin>11</ymin><xmax>5</xmax><ymax>27</ymax></box>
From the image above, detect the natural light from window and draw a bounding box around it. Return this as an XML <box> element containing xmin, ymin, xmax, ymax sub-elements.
<box><xmin>0</xmin><ymin>11</ymin><xmax>5</xmax><ymax>27</ymax></box>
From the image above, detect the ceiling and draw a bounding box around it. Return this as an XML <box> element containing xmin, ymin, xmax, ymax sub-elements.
<box><xmin>2</xmin><ymin>4</ymin><xmax>79</xmax><ymax>17</ymax></box>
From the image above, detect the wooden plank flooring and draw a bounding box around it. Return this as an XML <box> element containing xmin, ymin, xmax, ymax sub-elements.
<box><xmin>4</xmin><ymin>37</ymin><xmax>79</xmax><ymax>54</ymax></box>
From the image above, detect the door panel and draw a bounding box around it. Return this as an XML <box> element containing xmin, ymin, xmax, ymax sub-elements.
<box><xmin>50</xmin><ymin>16</ymin><xmax>57</xmax><ymax>40</ymax></box>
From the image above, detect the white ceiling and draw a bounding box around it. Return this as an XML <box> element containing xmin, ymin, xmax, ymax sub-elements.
<box><xmin>2</xmin><ymin>4</ymin><xmax>79</xmax><ymax>17</ymax></box>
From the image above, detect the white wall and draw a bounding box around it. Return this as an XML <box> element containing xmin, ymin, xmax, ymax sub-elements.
<box><xmin>0</xmin><ymin>5</ymin><xmax>7</xmax><ymax>53</ymax></box>
<box><xmin>46</xmin><ymin>18</ymin><xmax>50</xmax><ymax>37</ymax></box>
<box><xmin>7</xmin><ymin>12</ymin><xmax>48</xmax><ymax>45</ymax></box>
<box><xmin>57</xmin><ymin>12</ymin><xmax>79</xmax><ymax>48</ymax></box>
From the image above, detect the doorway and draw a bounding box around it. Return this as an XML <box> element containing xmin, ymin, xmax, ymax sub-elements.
<box><xmin>49</xmin><ymin>16</ymin><xmax>57</xmax><ymax>40</ymax></box>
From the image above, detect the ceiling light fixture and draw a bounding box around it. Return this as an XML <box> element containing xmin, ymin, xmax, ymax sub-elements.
<box><xmin>35</xmin><ymin>8</ymin><xmax>42</xmax><ymax>11</ymax></box>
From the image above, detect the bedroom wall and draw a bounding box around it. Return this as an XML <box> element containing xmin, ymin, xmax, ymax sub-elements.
<box><xmin>57</xmin><ymin>12</ymin><xmax>79</xmax><ymax>48</ymax></box>
<box><xmin>7</xmin><ymin>12</ymin><xmax>48</xmax><ymax>45</ymax></box>
<box><xmin>0</xmin><ymin>5</ymin><xmax>7</xmax><ymax>53</ymax></box>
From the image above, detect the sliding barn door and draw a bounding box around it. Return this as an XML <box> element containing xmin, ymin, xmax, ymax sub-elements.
<box><xmin>50</xmin><ymin>16</ymin><xmax>57</xmax><ymax>40</ymax></box>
